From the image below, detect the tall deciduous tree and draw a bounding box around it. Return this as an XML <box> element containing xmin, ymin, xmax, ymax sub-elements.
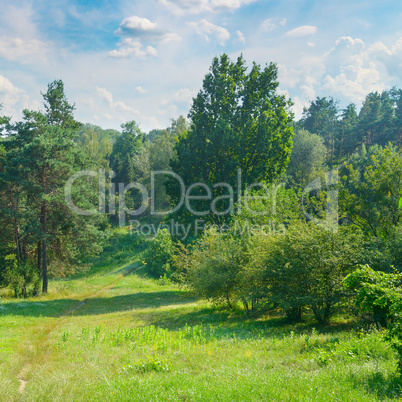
<box><xmin>340</xmin><ymin>145</ymin><xmax>402</xmax><ymax>239</ymax></box>
<box><xmin>286</xmin><ymin>129</ymin><xmax>326</xmax><ymax>187</ymax></box>
<box><xmin>168</xmin><ymin>54</ymin><xmax>293</xmax><ymax>225</ymax></box>
<box><xmin>110</xmin><ymin>121</ymin><xmax>147</xmax><ymax>186</ymax></box>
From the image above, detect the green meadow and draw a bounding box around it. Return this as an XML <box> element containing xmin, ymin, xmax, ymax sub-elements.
<box><xmin>0</xmin><ymin>239</ymin><xmax>401</xmax><ymax>402</ymax></box>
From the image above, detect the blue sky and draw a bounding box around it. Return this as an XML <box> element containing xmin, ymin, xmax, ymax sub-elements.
<box><xmin>0</xmin><ymin>0</ymin><xmax>401</xmax><ymax>132</ymax></box>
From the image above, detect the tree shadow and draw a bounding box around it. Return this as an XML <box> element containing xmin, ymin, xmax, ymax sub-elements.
<box><xmin>0</xmin><ymin>290</ymin><xmax>195</xmax><ymax>318</ymax></box>
<box><xmin>352</xmin><ymin>371</ymin><xmax>402</xmax><ymax>399</ymax></box>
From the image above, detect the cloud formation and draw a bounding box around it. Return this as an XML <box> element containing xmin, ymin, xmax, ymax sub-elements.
<box><xmin>236</xmin><ymin>30</ymin><xmax>246</xmax><ymax>43</ymax></box>
<box><xmin>96</xmin><ymin>87</ymin><xmax>139</xmax><ymax>114</ymax></box>
<box><xmin>322</xmin><ymin>36</ymin><xmax>402</xmax><ymax>102</ymax></box>
<box><xmin>109</xmin><ymin>15</ymin><xmax>181</xmax><ymax>59</ymax></box>
<box><xmin>116</xmin><ymin>16</ymin><xmax>158</xmax><ymax>37</ymax></box>
<box><xmin>159</xmin><ymin>0</ymin><xmax>257</xmax><ymax>15</ymax></box>
<box><xmin>188</xmin><ymin>19</ymin><xmax>230</xmax><ymax>45</ymax></box>
<box><xmin>0</xmin><ymin>37</ymin><xmax>49</xmax><ymax>63</ymax></box>
<box><xmin>109</xmin><ymin>38</ymin><xmax>157</xmax><ymax>59</ymax></box>
<box><xmin>285</xmin><ymin>25</ymin><xmax>317</xmax><ymax>37</ymax></box>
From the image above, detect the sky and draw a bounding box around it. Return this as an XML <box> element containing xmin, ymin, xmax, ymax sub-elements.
<box><xmin>0</xmin><ymin>0</ymin><xmax>401</xmax><ymax>132</ymax></box>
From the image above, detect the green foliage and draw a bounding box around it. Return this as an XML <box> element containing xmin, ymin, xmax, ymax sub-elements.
<box><xmin>179</xmin><ymin>229</ymin><xmax>246</xmax><ymax>307</ymax></box>
<box><xmin>343</xmin><ymin>265</ymin><xmax>402</xmax><ymax>327</ymax></box>
<box><xmin>142</xmin><ymin>229</ymin><xmax>175</xmax><ymax>278</ymax></box>
<box><xmin>41</xmin><ymin>80</ymin><xmax>80</xmax><ymax>129</ymax></box>
<box><xmin>360</xmin><ymin>230</ymin><xmax>402</xmax><ymax>272</ymax></box>
<box><xmin>168</xmin><ymin>54</ymin><xmax>294</xmax><ymax>226</ymax></box>
<box><xmin>344</xmin><ymin>265</ymin><xmax>402</xmax><ymax>372</ymax></box>
<box><xmin>179</xmin><ymin>212</ymin><xmax>363</xmax><ymax>323</ymax></box>
<box><xmin>297</xmin><ymin>89</ymin><xmax>402</xmax><ymax>163</ymax></box>
<box><xmin>340</xmin><ymin>145</ymin><xmax>402</xmax><ymax>238</ymax></box>
<box><xmin>121</xmin><ymin>356</ymin><xmax>171</xmax><ymax>374</ymax></box>
<box><xmin>110</xmin><ymin>120</ymin><xmax>147</xmax><ymax>185</ymax></box>
<box><xmin>286</xmin><ymin>129</ymin><xmax>327</xmax><ymax>187</ymax></box>
<box><xmin>76</xmin><ymin>124</ymin><xmax>120</xmax><ymax>169</ymax></box>
<box><xmin>3</xmin><ymin>254</ymin><xmax>40</xmax><ymax>298</ymax></box>
<box><xmin>232</xmin><ymin>182</ymin><xmax>302</xmax><ymax>234</ymax></box>
<box><xmin>301</xmin><ymin>97</ymin><xmax>338</xmax><ymax>143</ymax></box>
<box><xmin>0</xmin><ymin>80</ymin><xmax>106</xmax><ymax>293</ymax></box>
<box><xmin>148</xmin><ymin>117</ymin><xmax>186</xmax><ymax>213</ymax></box>
<box><xmin>251</xmin><ymin>222</ymin><xmax>363</xmax><ymax>324</ymax></box>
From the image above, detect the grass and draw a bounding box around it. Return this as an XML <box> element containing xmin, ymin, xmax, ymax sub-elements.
<box><xmin>0</xmin><ymin>231</ymin><xmax>401</xmax><ymax>401</ymax></box>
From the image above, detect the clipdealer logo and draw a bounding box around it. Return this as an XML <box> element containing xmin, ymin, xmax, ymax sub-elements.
<box><xmin>65</xmin><ymin>168</ymin><xmax>340</xmax><ymax>236</ymax></box>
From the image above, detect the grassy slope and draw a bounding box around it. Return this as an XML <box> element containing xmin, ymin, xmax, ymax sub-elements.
<box><xmin>0</xmin><ymin>235</ymin><xmax>401</xmax><ymax>401</ymax></box>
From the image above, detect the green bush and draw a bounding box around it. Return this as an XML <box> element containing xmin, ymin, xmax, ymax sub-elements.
<box><xmin>343</xmin><ymin>265</ymin><xmax>402</xmax><ymax>372</ymax></box>
<box><xmin>3</xmin><ymin>254</ymin><xmax>40</xmax><ymax>298</ymax></box>
<box><xmin>252</xmin><ymin>222</ymin><xmax>363</xmax><ymax>324</ymax></box>
<box><xmin>180</xmin><ymin>229</ymin><xmax>245</xmax><ymax>308</ymax></box>
<box><xmin>343</xmin><ymin>265</ymin><xmax>402</xmax><ymax>327</ymax></box>
<box><xmin>142</xmin><ymin>229</ymin><xmax>174</xmax><ymax>278</ymax></box>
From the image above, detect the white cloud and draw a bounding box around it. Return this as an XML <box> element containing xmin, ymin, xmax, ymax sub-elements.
<box><xmin>236</xmin><ymin>30</ymin><xmax>246</xmax><ymax>44</ymax></box>
<box><xmin>116</xmin><ymin>16</ymin><xmax>158</xmax><ymax>37</ymax></box>
<box><xmin>174</xmin><ymin>88</ymin><xmax>197</xmax><ymax>103</ymax></box>
<box><xmin>323</xmin><ymin>64</ymin><xmax>383</xmax><ymax>102</ymax></box>
<box><xmin>0</xmin><ymin>75</ymin><xmax>39</xmax><ymax>119</ymax></box>
<box><xmin>335</xmin><ymin>36</ymin><xmax>364</xmax><ymax>49</ymax></box>
<box><xmin>0</xmin><ymin>37</ymin><xmax>48</xmax><ymax>63</ymax></box>
<box><xmin>96</xmin><ymin>87</ymin><xmax>114</xmax><ymax>105</ymax></box>
<box><xmin>1</xmin><ymin>4</ymin><xmax>38</xmax><ymax>39</ymax></box>
<box><xmin>188</xmin><ymin>19</ymin><xmax>230</xmax><ymax>45</ymax></box>
<box><xmin>261</xmin><ymin>17</ymin><xmax>287</xmax><ymax>33</ymax></box>
<box><xmin>0</xmin><ymin>4</ymin><xmax>51</xmax><ymax>66</ymax></box>
<box><xmin>0</xmin><ymin>75</ymin><xmax>23</xmax><ymax>105</ymax></box>
<box><xmin>291</xmin><ymin>96</ymin><xmax>308</xmax><ymax>119</ymax></box>
<box><xmin>210</xmin><ymin>0</ymin><xmax>257</xmax><ymax>10</ymax></box>
<box><xmin>285</xmin><ymin>25</ymin><xmax>318</xmax><ymax>37</ymax></box>
<box><xmin>160</xmin><ymin>33</ymin><xmax>182</xmax><ymax>44</ymax></box>
<box><xmin>160</xmin><ymin>87</ymin><xmax>197</xmax><ymax>116</ymax></box>
<box><xmin>261</xmin><ymin>19</ymin><xmax>276</xmax><ymax>32</ymax></box>
<box><xmin>161</xmin><ymin>87</ymin><xmax>197</xmax><ymax>105</ymax></box>
<box><xmin>109</xmin><ymin>38</ymin><xmax>157</xmax><ymax>59</ymax></box>
<box><xmin>110</xmin><ymin>15</ymin><xmax>181</xmax><ymax>59</ymax></box>
<box><xmin>159</xmin><ymin>0</ymin><xmax>257</xmax><ymax>15</ymax></box>
<box><xmin>135</xmin><ymin>86</ymin><xmax>148</xmax><ymax>94</ymax></box>
<box><xmin>322</xmin><ymin>36</ymin><xmax>386</xmax><ymax>102</ymax></box>
<box><xmin>96</xmin><ymin>87</ymin><xmax>139</xmax><ymax>114</ymax></box>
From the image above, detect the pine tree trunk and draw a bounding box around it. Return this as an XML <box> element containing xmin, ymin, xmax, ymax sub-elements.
<box><xmin>37</xmin><ymin>241</ymin><xmax>42</xmax><ymax>278</ymax></box>
<box><xmin>14</xmin><ymin>219</ymin><xmax>22</xmax><ymax>266</ymax></box>
<box><xmin>41</xmin><ymin>167</ymin><xmax>48</xmax><ymax>294</ymax></box>
<box><xmin>41</xmin><ymin>201</ymin><xmax>48</xmax><ymax>294</ymax></box>
<box><xmin>42</xmin><ymin>238</ymin><xmax>48</xmax><ymax>293</ymax></box>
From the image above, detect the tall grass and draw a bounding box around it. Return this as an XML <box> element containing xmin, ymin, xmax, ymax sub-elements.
<box><xmin>0</xmin><ymin>229</ymin><xmax>401</xmax><ymax>401</ymax></box>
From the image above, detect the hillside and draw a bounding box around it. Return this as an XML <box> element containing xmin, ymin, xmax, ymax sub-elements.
<box><xmin>0</xmin><ymin>235</ymin><xmax>400</xmax><ymax>402</ymax></box>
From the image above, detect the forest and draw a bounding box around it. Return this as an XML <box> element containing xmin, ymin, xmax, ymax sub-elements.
<box><xmin>1</xmin><ymin>54</ymin><xmax>402</xmax><ymax>400</ymax></box>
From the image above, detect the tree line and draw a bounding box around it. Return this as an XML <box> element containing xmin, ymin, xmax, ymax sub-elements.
<box><xmin>1</xmin><ymin>55</ymin><xmax>402</xmax><ymax>363</ymax></box>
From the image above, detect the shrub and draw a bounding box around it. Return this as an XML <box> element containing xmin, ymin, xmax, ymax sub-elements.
<box><xmin>343</xmin><ymin>265</ymin><xmax>402</xmax><ymax>327</ymax></box>
<box><xmin>181</xmin><ymin>229</ymin><xmax>245</xmax><ymax>308</ymax></box>
<box><xmin>3</xmin><ymin>254</ymin><xmax>40</xmax><ymax>298</ymax></box>
<box><xmin>253</xmin><ymin>222</ymin><xmax>363</xmax><ymax>324</ymax></box>
<box><xmin>142</xmin><ymin>229</ymin><xmax>174</xmax><ymax>278</ymax></box>
<box><xmin>344</xmin><ymin>265</ymin><xmax>402</xmax><ymax>372</ymax></box>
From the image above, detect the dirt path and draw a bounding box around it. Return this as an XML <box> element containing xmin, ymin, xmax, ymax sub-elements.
<box><xmin>16</xmin><ymin>262</ymin><xmax>142</xmax><ymax>395</ymax></box>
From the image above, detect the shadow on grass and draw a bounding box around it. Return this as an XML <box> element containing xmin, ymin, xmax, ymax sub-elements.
<box><xmin>0</xmin><ymin>290</ymin><xmax>195</xmax><ymax>318</ymax></box>
<box><xmin>353</xmin><ymin>371</ymin><xmax>402</xmax><ymax>399</ymax></box>
<box><xmin>134</xmin><ymin>304</ymin><xmax>356</xmax><ymax>340</ymax></box>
